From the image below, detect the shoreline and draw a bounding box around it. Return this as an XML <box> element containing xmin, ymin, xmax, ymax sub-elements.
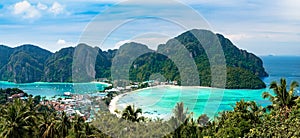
<box><xmin>108</xmin><ymin>85</ymin><xmax>218</xmax><ymax>116</ymax></box>
<box><xmin>0</xmin><ymin>80</ymin><xmax>112</xmax><ymax>85</ymax></box>
<box><xmin>108</xmin><ymin>85</ymin><xmax>169</xmax><ymax>116</ymax></box>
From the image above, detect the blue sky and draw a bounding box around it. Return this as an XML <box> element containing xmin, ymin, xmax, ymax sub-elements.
<box><xmin>0</xmin><ymin>0</ymin><xmax>300</xmax><ymax>56</ymax></box>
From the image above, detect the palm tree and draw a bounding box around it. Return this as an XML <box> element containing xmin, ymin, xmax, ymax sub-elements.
<box><xmin>234</xmin><ymin>99</ymin><xmax>250</xmax><ymax>113</ymax></box>
<box><xmin>173</xmin><ymin>102</ymin><xmax>188</xmax><ymax>122</ymax></box>
<box><xmin>263</xmin><ymin>78</ymin><xmax>299</xmax><ymax>110</ymax></box>
<box><xmin>0</xmin><ymin>98</ymin><xmax>37</xmax><ymax>138</ymax></box>
<box><xmin>170</xmin><ymin>102</ymin><xmax>190</xmax><ymax>129</ymax></box>
<box><xmin>56</xmin><ymin>111</ymin><xmax>71</xmax><ymax>137</ymax></box>
<box><xmin>121</xmin><ymin>105</ymin><xmax>145</xmax><ymax>122</ymax></box>
<box><xmin>72</xmin><ymin>115</ymin><xmax>85</xmax><ymax>138</ymax></box>
<box><xmin>38</xmin><ymin>111</ymin><xmax>59</xmax><ymax>138</ymax></box>
<box><xmin>197</xmin><ymin>114</ymin><xmax>209</xmax><ymax>127</ymax></box>
<box><xmin>84</xmin><ymin>122</ymin><xmax>106</xmax><ymax>138</ymax></box>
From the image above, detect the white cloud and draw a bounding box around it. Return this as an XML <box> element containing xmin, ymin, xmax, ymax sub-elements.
<box><xmin>57</xmin><ymin>39</ymin><xmax>67</xmax><ymax>45</ymax></box>
<box><xmin>56</xmin><ymin>39</ymin><xmax>75</xmax><ymax>48</ymax></box>
<box><xmin>114</xmin><ymin>40</ymin><xmax>131</xmax><ymax>49</ymax></box>
<box><xmin>13</xmin><ymin>1</ymin><xmax>30</xmax><ymax>14</ymax></box>
<box><xmin>13</xmin><ymin>0</ymin><xmax>40</xmax><ymax>19</ymax></box>
<box><xmin>49</xmin><ymin>2</ymin><xmax>64</xmax><ymax>15</ymax></box>
<box><xmin>225</xmin><ymin>34</ymin><xmax>252</xmax><ymax>41</ymax></box>
<box><xmin>37</xmin><ymin>2</ymin><xmax>48</xmax><ymax>10</ymax></box>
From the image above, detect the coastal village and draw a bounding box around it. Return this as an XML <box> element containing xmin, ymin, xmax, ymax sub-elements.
<box><xmin>6</xmin><ymin>80</ymin><xmax>179</xmax><ymax>122</ymax></box>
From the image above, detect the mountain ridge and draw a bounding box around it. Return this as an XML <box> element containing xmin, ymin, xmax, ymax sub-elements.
<box><xmin>0</xmin><ymin>29</ymin><xmax>268</xmax><ymax>89</ymax></box>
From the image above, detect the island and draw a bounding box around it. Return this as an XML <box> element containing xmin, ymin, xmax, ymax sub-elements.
<box><xmin>0</xmin><ymin>29</ymin><xmax>268</xmax><ymax>89</ymax></box>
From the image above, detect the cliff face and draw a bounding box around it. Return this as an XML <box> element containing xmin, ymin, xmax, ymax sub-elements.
<box><xmin>0</xmin><ymin>29</ymin><xmax>268</xmax><ymax>89</ymax></box>
<box><xmin>129</xmin><ymin>29</ymin><xmax>268</xmax><ymax>89</ymax></box>
<box><xmin>0</xmin><ymin>45</ymin><xmax>52</xmax><ymax>83</ymax></box>
<box><xmin>43</xmin><ymin>47</ymin><xmax>74</xmax><ymax>82</ymax></box>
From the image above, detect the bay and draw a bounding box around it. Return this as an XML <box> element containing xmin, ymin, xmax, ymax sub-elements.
<box><xmin>116</xmin><ymin>56</ymin><xmax>300</xmax><ymax>118</ymax></box>
<box><xmin>0</xmin><ymin>81</ymin><xmax>108</xmax><ymax>98</ymax></box>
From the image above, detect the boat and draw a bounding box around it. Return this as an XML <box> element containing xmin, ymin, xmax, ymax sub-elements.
<box><xmin>64</xmin><ymin>92</ymin><xmax>71</xmax><ymax>96</ymax></box>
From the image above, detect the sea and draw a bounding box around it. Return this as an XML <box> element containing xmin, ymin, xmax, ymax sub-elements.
<box><xmin>0</xmin><ymin>56</ymin><xmax>299</xmax><ymax>118</ymax></box>
<box><xmin>0</xmin><ymin>81</ymin><xmax>107</xmax><ymax>98</ymax></box>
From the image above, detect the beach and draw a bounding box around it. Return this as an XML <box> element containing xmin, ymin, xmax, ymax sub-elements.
<box><xmin>108</xmin><ymin>93</ymin><xmax>125</xmax><ymax>117</ymax></box>
<box><xmin>108</xmin><ymin>85</ymin><xmax>170</xmax><ymax>116</ymax></box>
<box><xmin>108</xmin><ymin>85</ymin><xmax>217</xmax><ymax>118</ymax></box>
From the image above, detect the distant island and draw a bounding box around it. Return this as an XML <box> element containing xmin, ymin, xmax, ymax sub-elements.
<box><xmin>0</xmin><ymin>29</ymin><xmax>268</xmax><ymax>89</ymax></box>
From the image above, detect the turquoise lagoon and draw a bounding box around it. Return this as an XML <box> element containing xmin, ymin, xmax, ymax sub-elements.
<box><xmin>0</xmin><ymin>81</ymin><xmax>108</xmax><ymax>98</ymax></box>
<box><xmin>116</xmin><ymin>86</ymin><xmax>271</xmax><ymax>119</ymax></box>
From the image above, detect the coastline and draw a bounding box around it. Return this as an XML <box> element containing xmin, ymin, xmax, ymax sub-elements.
<box><xmin>90</xmin><ymin>81</ymin><xmax>112</xmax><ymax>87</ymax></box>
<box><xmin>108</xmin><ymin>85</ymin><xmax>218</xmax><ymax>116</ymax></box>
<box><xmin>108</xmin><ymin>85</ymin><xmax>169</xmax><ymax>116</ymax></box>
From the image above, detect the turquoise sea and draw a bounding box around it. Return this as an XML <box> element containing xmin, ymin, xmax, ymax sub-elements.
<box><xmin>116</xmin><ymin>56</ymin><xmax>300</xmax><ymax>118</ymax></box>
<box><xmin>0</xmin><ymin>81</ymin><xmax>107</xmax><ymax>98</ymax></box>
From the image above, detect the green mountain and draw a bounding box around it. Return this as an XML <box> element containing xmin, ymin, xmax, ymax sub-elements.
<box><xmin>0</xmin><ymin>29</ymin><xmax>268</xmax><ymax>89</ymax></box>
<box><xmin>128</xmin><ymin>29</ymin><xmax>268</xmax><ymax>89</ymax></box>
<box><xmin>43</xmin><ymin>47</ymin><xmax>74</xmax><ymax>82</ymax></box>
<box><xmin>0</xmin><ymin>45</ymin><xmax>52</xmax><ymax>83</ymax></box>
<box><xmin>0</xmin><ymin>45</ymin><xmax>13</xmax><ymax>69</ymax></box>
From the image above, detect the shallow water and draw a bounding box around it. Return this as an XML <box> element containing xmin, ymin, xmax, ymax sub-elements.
<box><xmin>116</xmin><ymin>86</ymin><xmax>271</xmax><ymax>118</ymax></box>
<box><xmin>0</xmin><ymin>81</ymin><xmax>107</xmax><ymax>98</ymax></box>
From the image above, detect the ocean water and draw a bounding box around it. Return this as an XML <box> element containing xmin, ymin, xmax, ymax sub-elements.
<box><xmin>117</xmin><ymin>56</ymin><xmax>300</xmax><ymax>119</ymax></box>
<box><xmin>0</xmin><ymin>81</ymin><xmax>107</xmax><ymax>98</ymax></box>
<box><xmin>261</xmin><ymin>56</ymin><xmax>300</xmax><ymax>86</ymax></box>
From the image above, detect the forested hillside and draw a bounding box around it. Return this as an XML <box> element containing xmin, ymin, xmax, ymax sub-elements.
<box><xmin>0</xmin><ymin>29</ymin><xmax>268</xmax><ymax>89</ymax></box>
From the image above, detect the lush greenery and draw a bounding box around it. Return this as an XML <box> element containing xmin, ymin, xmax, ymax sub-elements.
<box><xmin>0</xmin><ymin>44</ymin><xmax>116</xmax><ymax>83</ymax></box>
<box><xmin>0</xmin><ymin>45</ymin><xmax>52</xmax><ymax>83</ymax></box>
<box><xmin>0</xmin><ymin>29</ymin><xmax>267</xmax><ymax>89</ymax></box>
<box><xmin>0</xmin><ymin>78</ymin><xmax>299</xmax><ymax>137</ymax></box>
<box><xmin>0</xmin><ymin>88</ymin><xmax>26</xmax><ymax>104</ymax></box>
<box><xmin>0</xmin><ymin>89</ymin><xmax>108</xmax><ymax>138</ymax></box>
<box><xmin>93</xmin><ymin>78</ymin><xmax>300</xmax><ymax>137</ymax></box>
<box><xmin>43</xmin><ymin>47</ymin><xmax>74</xmax><ymax>82</ymax></box>
<box><xmin>129</xmin><ymin>29</ymin><xmax>267</xmax><ymax>89</ymax></box>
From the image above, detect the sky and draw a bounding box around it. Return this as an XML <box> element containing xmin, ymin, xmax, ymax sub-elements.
<box><xmin>0</xmin><ymin>0</ymin><xmax>300</xmax><ymax>56</ymax></box>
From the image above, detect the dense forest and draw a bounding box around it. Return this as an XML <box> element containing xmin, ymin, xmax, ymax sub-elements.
<box><xmin>0</xmin><ymin>78</ymin><xmax>299</xmax><ymax>137</ymax></box>
<box><xmin>0</xmin><ymin>29</ymin><xmax>268</xmax><ymax>89</ymax></box>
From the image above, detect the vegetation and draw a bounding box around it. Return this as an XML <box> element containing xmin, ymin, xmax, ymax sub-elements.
<box><xmin>0</xmin><ymin>95</ymin><xmax>108</xmax><ymax>138</ymax></box>
<box><xmin>129</xmin><ymin>29</ymin><xmax>267</xmax><ymax>89</ymax></box>
<box><xmin>0</xmin><ymin>29</ymin><xmax>267</xmax><ymax>89</ymax></box>
<box><xmin>43</xmin><ymin>47</ymin><xmax>74</xmax><ymax>82</ymax></box>
<box><xmin>0</xmin><ymin>88</ymin><xmax>27</xmax><ymax>104</ymax></box>
<box><xmin>94</xmin><ymin>78</ymin><xmax>299</xmax><ymax>137</ymax></box>
<box><xmin>0</xmin><ymin>78</ymin><xmax>299</xmax><ymax>137</ymax></box>
<box><xmin>0</xmin><ymin>45</ymin><xmax>52</xmax><ymax>83</ymax></box>
<box><xmin>121</xmin><ymin>105</ymin><xmax>145</xmax><ymax>122</ymax></box>
<box><xmin>0</xmin><ymin>44</ymin><xmax>116</xmax><ymax>83</ymax></box>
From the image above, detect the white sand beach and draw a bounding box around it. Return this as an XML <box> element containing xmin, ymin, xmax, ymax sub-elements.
<box><xmin>108</xmin><ymin>93</ymin><xmax>125</xmax><ymax>117</ymax></box>
<box><xmin>108</xmin><ymin>85</ymin><xmax>167</xmax><ymax>115</ymax></box>
<box><xmin>108</xmin><ymin>85</ymin><xmax>214</xmax><ymax>116</ymax></box>
<box><xmin>91</xmin><ymin>81</ymin><xmax>112</xmax><ymax>86</ymax></box>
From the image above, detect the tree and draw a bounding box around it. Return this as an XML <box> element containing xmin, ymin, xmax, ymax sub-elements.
<box><xmin>33</xmin><ymin>95</ymin><xmax>41</xmax><ymax>105</ymax></box>
<box><xmin>173</xmin><ymin>102</ymin><xmax>188</xmax><ymax>123</ymax></box>
<box><xmin>121</xmin><ymin>105</ymin><xmax>145</xmax><ymax>122</ymax></box>
<box><xmin>56</xmin><ymin>111</ymin><xmax>71</xmax><ymax>137</ymax></box>
<box><xmin>263</xmin><ymin>78</ymin><xmax>299</xmax><ymax>110</ymax></box>
<box><xmin>38</xmin><ymin>112</ymin><xmax>59</xmax><ymax>138</ymax></box>
<box><xmin>72</xmin><ymin>115</ymin><xmax>85</xmax><ymax>138</ymax></box>
<box><xmin>0</xmin><ymin>98</ymin><xmax>37</xmax><ymax>138</ymax></box>
<box><xmin>197</xmin><ymin>114</ymin><xmax>209</xmax><ymax>127</ymax></box>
